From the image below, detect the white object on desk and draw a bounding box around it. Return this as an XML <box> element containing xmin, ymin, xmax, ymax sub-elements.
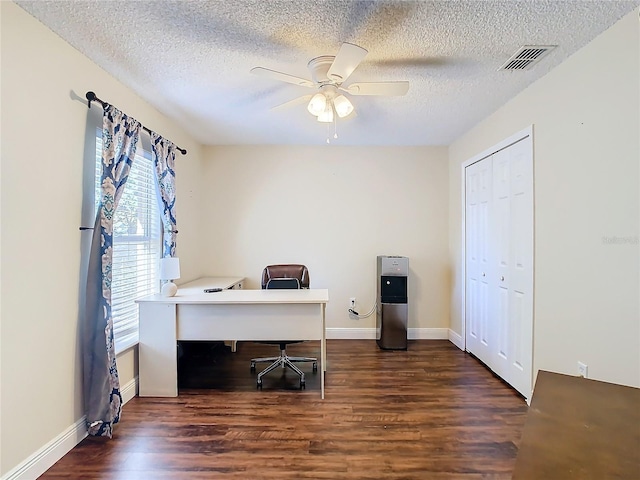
<box><xmin>136</xmin><ymin>277</ymin><xmax>328</xmax><ymax>399</ymax></box>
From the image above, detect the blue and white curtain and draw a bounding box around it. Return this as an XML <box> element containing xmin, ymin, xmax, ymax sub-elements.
<box><xmin>83</xmin><ymin>104</ymin><xmax>141</xmax><ymax>437</ymax></box>
<box><xmin>150</xmin><ymin>132</ymin><xmax>178</xmax><ymax>256</ymax></box>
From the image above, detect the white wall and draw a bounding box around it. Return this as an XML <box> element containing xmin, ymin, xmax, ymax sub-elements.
<box><xmin>448</xmin><ymin>9</ymin><xmax>640</xmax><ymax>388</ymax></box>
<box><xmin>0</xmin><ymin>2</ymin><xmax>203</xmax><ymax>476</ymax></box>
<box><xmin>201</xmin><ymin>146</ymin><xmax>450</xmax><ymax>333</ymax></box>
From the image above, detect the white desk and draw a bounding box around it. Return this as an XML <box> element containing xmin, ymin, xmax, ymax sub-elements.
<box><xmin>174</xmin><ymin>277</ymin><xmax>245</xmax><ymax>351</ymax></box>
<box><xmin>136</xmin><ymin>277</ymin><xmax>329</xmax><ymax>398</ymax></box>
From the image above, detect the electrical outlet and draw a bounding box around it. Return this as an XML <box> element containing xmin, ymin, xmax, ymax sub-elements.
<box><xmin>350</xmin><ymin>297</ymin><xmax>356</xmax><ymax>309</ymax></box>
<box><xmin>577</xmin><ymin>361</ymin><xmax>588</xmax><ymax>378</ymax></box>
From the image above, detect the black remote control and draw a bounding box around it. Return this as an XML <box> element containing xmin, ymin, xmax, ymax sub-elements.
<box><xmin>204</xmin><ymin>288</ymin><xmax>222</xmax><ymax>293</ymax></box>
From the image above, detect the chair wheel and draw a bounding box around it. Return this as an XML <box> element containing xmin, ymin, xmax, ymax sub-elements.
<box><xmin>257</xmin><ymin>379</ymin><xmax>262</xmax><ymax>389</ymax></box>
<box><xmin>250</xmin><ymin>361</ymin><xmax>256</xmax><ymax>371</ymax></box>
<box><xmin>312</xmin><ymin>362</ymin><xmax>318</xmax><ymax>372</ymax></box>
<box><xmin>300</xmin><ymin>381</ymin><xmax>305</xmax><ymax>390</ymax></box>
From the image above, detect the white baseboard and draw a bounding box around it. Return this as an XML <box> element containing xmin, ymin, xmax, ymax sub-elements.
<box><xmin>2</xmin><ymin>416</ymin><xmax>87</xmax><ymax>480</ymax></box>
<box><xmin>326</xmin><ymin>327</ymin><xmax>377</xmax><ymax>339</ymax></box>
<box><xmin>121</xmin><ymin>376</ymin><xmax>138</xmax><ymax>404</ymax></box>
<box><xmin>448</xmin><ymin>329</ymin><xmax>464</xmax><ymax>350</ymax></box>
<box><xmin>326</xmin><ymin>327</ymin><xmax>449</xmax><ymax>340</ymax></box>
<box><xmin>2</xmin><ymin>377</ymin><xmax>138</xmax><ymax>480</ymax></box>
<box><xmin>408</xmin><ymin>328</ymin><xmax>449</xmax><ymax>339</ymax></box>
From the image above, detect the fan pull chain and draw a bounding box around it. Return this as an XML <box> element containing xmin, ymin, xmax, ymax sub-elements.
<box><xmin>324</xmin><ymin>106</ymin><xmax>338</xmax><ymax>144</ymax></box>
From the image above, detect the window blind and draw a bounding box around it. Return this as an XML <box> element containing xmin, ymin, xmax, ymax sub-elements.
<box><xmin>95</xmin><ymin>134</ymin><xmax>161</xmax><ymax>352</ymax></box>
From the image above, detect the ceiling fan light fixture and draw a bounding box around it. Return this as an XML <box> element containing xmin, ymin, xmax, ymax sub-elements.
<box><xmin>333</xmin><ymin>95</ymin><xmax>354</xmax><ymax>118</ymax></box>
<box><xmin>307</xmin><ymin>93</ymin><xmax>327</xmax><ymax>116</ymax></box>
<box><xmin>317</xmin><ymin>103</ymin><xmax>334</xmax><ymax>123</ymax></box>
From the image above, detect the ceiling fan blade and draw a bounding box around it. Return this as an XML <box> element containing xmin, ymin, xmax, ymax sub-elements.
<box><xmin>327</xmin><ymin>43</ymin><xmax>368</xmax><ymax>83</ymax></box>
<box><xmin>271</xmin><ymin>94</ymin><xmax>313</xmax><ymax>111</ymax></box>
<box><xmin>250</xmin><ymin>67</ymin><xmax>315</xmax><ymax>88</ymax></box>
<box><xmin>344</xmin><ymin>81</ymin><xmax>410</xmax><ymax>96</ymax></box>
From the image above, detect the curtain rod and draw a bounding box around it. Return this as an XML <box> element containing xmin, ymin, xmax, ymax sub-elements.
<box><xmin>85</xmin><ymin>91</ymin><xmax>187</xmax><ymax>155</ymax></box>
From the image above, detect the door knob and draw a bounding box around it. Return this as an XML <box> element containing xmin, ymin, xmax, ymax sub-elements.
<box><xmin>482</xmin><ymin>272</ymin><xmax>486</xmax><ymax>277</ymax></box>
<box><xmin>500</xmin><ymin>276</ymin><xmax>505</xmax><ymax>281</ymax></box>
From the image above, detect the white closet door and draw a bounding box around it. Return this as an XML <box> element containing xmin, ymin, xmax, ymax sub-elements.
<box><xmin>465</xmin><ymin>157</ymin><xmax>493</xmax><ymax>368</ymax></box>
<box><xmin>491</xmin><ymin>147</ymin><xmax>512</xmax><ymax>382</ymax></box>
<box><xmin>465</xmin><ymin>135</ymin><xmax>533</xmax><ymax>400</ymax></box>
<box><xmin>503</xmin><ymin>137</ymin><xmax>534</xmax><ymax>397</ymax></box>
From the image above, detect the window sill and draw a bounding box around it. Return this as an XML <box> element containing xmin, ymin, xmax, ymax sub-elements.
<box><xmin>115</xmin><ymin>333</ymin><xmax>139</xmax><ymax>356</ymax></box>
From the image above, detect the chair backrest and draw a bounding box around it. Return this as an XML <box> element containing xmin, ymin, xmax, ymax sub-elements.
<box><xmin>266</xmin><ymin>278</ymin><xmax>300</xmax><ymax>290</ymax></box>
<box><xmin>261</xmin><ymin>264</ymin><xmax>309</xmax><ymax>289</ymax></box>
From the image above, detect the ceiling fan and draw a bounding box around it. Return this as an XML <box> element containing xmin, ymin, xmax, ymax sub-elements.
<box><xmin>251</xmin><ymin>42</ymin><xmax>409</xmax><ymax>123</ymax></box>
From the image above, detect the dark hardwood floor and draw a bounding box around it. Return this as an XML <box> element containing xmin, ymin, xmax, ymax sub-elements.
<box><xmin>41</xmin><ymin>340</ymin><xmax>528</xmax><ymax>479</ymax></box>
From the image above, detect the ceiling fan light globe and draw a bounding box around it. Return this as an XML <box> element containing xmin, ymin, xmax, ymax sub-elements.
<box><xmin>333</xmin><ymin>95</ymin><xmax>354</xmax><ymax>118</ymax></box>
<box><xmin>307</xmin><ymin>93</ymin><xmax>327</xmax><ymax>116</ymax></box>
<box><xmin>317</xmin><ymin>104</ymin><xmax>334</xmax><ymax>123</ymax></box>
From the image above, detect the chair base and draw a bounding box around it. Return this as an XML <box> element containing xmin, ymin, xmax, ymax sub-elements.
<box><xmin>251</xmin><ymin>349</ymin><xmax>317</xmax><ymax>389</ymax></box>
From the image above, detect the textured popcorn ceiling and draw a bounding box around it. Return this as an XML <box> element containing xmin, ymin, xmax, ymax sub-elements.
<box><xmin>16</xmin><ymin>0</ymin><xmax>638</xmax><ymax>146</ymax></box>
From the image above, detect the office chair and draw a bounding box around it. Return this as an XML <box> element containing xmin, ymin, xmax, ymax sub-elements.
<box><xmin>250</xmin><ymin>264</ymin><xmax>318</xmax><ymax>389</ymax></box>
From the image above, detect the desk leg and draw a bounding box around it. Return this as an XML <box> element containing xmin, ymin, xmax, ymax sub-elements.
<box><xmin>321</xmin><ymin>303</ymin><xmax>326</xmax><ymax>400</ymax></box>
<box><xmin>139</xmin><ymin>303</ymin><xmax>178</xmax><ymax>397</ymax></box>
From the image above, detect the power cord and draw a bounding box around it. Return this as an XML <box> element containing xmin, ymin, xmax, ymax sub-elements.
<box><xmin>348</xmin><ymin>303</ymin><xmax>377</xmax><ymax>319</ymax></box>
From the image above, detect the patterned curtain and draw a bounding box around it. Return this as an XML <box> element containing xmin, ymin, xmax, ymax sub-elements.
<box><xmin>150</xmin><ymin>132</ymin><xmax>178</xmax><ymax>257</ymax></box>
<box><xmin>83</xmin><ymin>104</ymin><xmax>141</xmax><ymax>437</ymax></box>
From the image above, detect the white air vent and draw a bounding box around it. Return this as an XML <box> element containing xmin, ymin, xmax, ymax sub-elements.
<box><xmin>499</xmin><ymin>45</ymin><xmax>556</xmax><ymax>71</ymax></box>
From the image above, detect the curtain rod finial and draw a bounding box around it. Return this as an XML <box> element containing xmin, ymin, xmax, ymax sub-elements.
<box><xmin>86</xmin><ymin>91</ymin><xmax>96</xmax><ymax>108</ymax></box>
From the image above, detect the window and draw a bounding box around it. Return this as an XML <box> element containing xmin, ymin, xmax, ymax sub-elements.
<box><xmin>95</xmin><ymin>133</ymin><xmax>161</xmax><ymax>352</ymax></box>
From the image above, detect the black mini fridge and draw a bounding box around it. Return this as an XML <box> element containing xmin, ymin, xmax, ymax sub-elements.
<box><xmin>376</xmin><ymin>256</ymin><xmax>409</xmax><ymax>350</ymax></box>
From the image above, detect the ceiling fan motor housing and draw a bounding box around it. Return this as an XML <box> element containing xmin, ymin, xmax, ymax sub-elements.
<box><xmin>319</xmin><ymin>84</ymin><xmax>339</xmax><ymax>99</ymax></box>
<box><xmin>308</xmin><ymin>56</ymin><xmax>338</xmax><ymax>84</ymax></box>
